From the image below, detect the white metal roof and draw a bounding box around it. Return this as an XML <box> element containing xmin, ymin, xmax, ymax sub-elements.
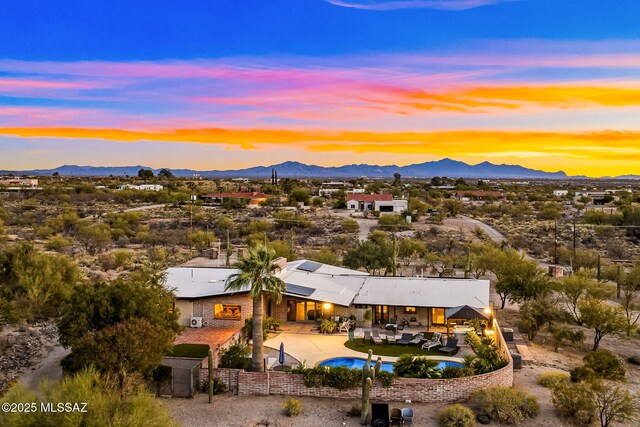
<box><xmin>165</xmin><ymin>259</ymin><xmax>490</xmax><ymax>308</ymax></box>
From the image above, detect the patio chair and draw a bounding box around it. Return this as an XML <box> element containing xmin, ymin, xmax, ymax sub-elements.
<box><xmin>372</xmin><ymin>329</ymin><xmax>383</xmax><ymax>345</ymax></box>
<box><xmin>339</xmin><ymin>320</ymin><xmax>350</xmax><ymax>333</ymax></box>
<box><xmin>390</xmin><ymin>408</ymin><xmax>403</xmax><ymax>426</ymax></box>
<box><xmin>408</xmin><ymin>333</ymin><xmax>424</xmax><ymax>345</ymax></box>
<box><xmin>421</xmin><ymin>332</ymin><xmax>442</xmax><ymax>350</ymax></box>
<box><xmin>408</xmin><ymin>317</ymin><xmax>419</xmax><ymax>327</ymax></box>
<box><xmin>396</xmin><ymin>333</ymin><xmax>414</xmax><ymax>345</ymax></box>
<box><xmin>438</xmin><ymin>338</ymin><xmax>459</xmax><ymax>355</ymax></box>
<box><xmin>364</xmin><ymin>329</ymin><xmax>373</xmax><ymax>343</ymax></box>
<box><xmin>401</xmin><ymin>407</ymin><xmax>414</xmax><ymax>425</ymax></box>
<box><xmin>385</xmin><ymin>318</ymin><xmax>398</xmax><ymax>331</ymax></box>
<box><xmin>386</xmin><ymin>331</ymin><xmax>396</xmax><ymax>344</ymax></box>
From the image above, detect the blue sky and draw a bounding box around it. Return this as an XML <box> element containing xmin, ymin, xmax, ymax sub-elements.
<box><xmin>1</xmin><ymin>0</ymin><xmax>640</xmax><ymax>176</ymax></box>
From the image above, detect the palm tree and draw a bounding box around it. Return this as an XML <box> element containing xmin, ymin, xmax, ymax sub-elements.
<box><xmin>225</xmin><ymin>245</ymin><xmax>286</xmax><ymax>372</ymax></box>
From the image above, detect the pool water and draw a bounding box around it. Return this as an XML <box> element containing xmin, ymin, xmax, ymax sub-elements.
<box><xmin>318</xmin><ymin>357</ymin><xmax>463</xmax><ymax>373</ymax></box>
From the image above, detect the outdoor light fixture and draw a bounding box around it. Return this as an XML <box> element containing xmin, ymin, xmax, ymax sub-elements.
<box><xmin>483</xmin><ymin>307</ymin><xmax>492</xmax><ymax>314</ymax></box>
<box><xmin>323</xmin><ymin>303</ymin><xmax>331</xmax><ymax>310</ymax></box>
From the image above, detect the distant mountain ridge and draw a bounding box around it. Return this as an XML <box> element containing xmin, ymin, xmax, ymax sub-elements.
<box><xmin>0</xmin><ymin>158</ymin><xmax>628</xmax><ymax>179</ymax></box>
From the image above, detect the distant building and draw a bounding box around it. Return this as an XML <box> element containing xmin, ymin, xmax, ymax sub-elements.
<box><xmin>454</xmin><ymin>190</ymin><xmax>504</xmax><ymax>201</ymax></box>
<box><xmin>0</xmin><ymin>178</ymin><xmax>39</xmax><ymax>187</ymax></box>
<box><xmin>116</xmin><ymin>184</ymin><xmax>164</xmax><ymax>191</ymax></box>
<box><xmin>319</xmin><ymin>181</ymin><xmax>352</xmax><ymax>197</ymax></box>
<box><xmin>346</xmin><ymin>194</ymin><xmax>407</xmax><ymax>213</ymax></box>
<box><xmin>553</xmin><ymin>190</ymin><xmax>569</xmax><ymax>197</ymax></box>
<box><xmin>201</xmin><ymin>192</ymin><xmax>268</xmax><ymax>206</ymax></box>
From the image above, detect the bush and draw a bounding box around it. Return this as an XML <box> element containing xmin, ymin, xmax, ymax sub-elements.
<box><xmin>281</xmin><ymin>398</ymin><xmax>302</xmax><ymax>417</ymax></box>
<box><xmin>471</xmin><ymin>386</ymin><xmax>539</xmax><ymax>424</ymax></box>
<box><xmin>347</xmin><ymin>404</ymin><xmax>361</xmax><ymax>417</ymax></box>
<box><xmin>550</xmin><ymin>380</ymin><xmax>595</xmax><ymax>424</ymax></box>
<box><xmin>202</xmin><ymin>378</ymin><xmax>227</xmax><ymax>395</ymax></box>
<box><xmin>393</xmin><ymin>354</ymin><xmax>441</xmax><ymax>379</ymax></box>
<box><xmin>218</xmin><ymin>339</ymin><xmax>251</xmax><ymax>370</ymax></box>
<box><xmin>376</xmin><ymin>370</ymin><xmax>395</xmax><ymax>387</ymax></box>
<box><xmin>536</xmin><ymin>371</ymin><xmax>570</xmax><ymax>388</ymax></box>
<box><xmin>441</xmin><ymin>366</ymin><xmax>475</xmax><ymax>378</ymax></box>
<box><xmin>319</xmin><ymin>318</ymin><xmax>337</xmax><ymax>334</ymax></box>
<box><xmin>582</xmin><ymin>349</ymin><xmax>625</xmax><ymax>381</ymax></box>
<box><xmin>438</xmin><ymin>404</ymin><xmax>476</xmax><ymax>427</ymax></box>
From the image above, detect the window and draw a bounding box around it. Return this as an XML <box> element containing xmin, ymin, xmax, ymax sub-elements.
<box><xmin>431</xmin><ymin>308</ymin><xmax>445</xmax><ymax>325</ymax></box>
<box><xmin>355</xmin><ymin>304</ymin><xmax>369</xmax><ymax>309</ymax></box>
<box><xmin>404</xmin><ymin>306</ymin><xmax>416</xmax><ymax>314</ymax></box>
<box><xmin>214</xmin><ymin>304</ymin><xmax>241</xmax><ymax>320</ymax></box>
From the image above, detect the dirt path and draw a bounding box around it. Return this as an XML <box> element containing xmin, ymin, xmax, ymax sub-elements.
<box><xmin>123</xmin><ymin>203</ymin><xmax>167</xmax><ymax>212</ymax></box>
<box><xmin>18</xmin><ymin>344</ymin><xmax>69</xmax><ymax>391</ymax></box>
<box><xmin>329</xmin><ymin>210</ymin><xmax>376</xmax><ymax>241</ymax></box>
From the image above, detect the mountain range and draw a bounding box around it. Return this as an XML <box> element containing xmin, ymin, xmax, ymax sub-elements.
<box><xmin>0</xmin><ymin>159</ymin><xmax>636</xmax><ymax>179</ymax></box>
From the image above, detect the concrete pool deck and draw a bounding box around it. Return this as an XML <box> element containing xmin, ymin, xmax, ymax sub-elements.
<box><xmin>264</xmin><ymin>332</ymin><xmax>465</xmax><ymax>367</ymax></box>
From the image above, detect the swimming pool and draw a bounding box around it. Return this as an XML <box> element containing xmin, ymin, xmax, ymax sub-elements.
<box><xmin>318</xmin><ymin>357</ymin><xmax>463</xmax><ymax>373</ymax></box>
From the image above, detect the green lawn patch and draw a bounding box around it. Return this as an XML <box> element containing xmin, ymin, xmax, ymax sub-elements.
<box><xmin>169</xmin><ymin>344</ymin><xmax>210</xmax><ymax>359</ymax></box>
<box><xmin>344</xmin><ymin>338</ymin><xmax>455</xmax><ymax>357</ymax></box>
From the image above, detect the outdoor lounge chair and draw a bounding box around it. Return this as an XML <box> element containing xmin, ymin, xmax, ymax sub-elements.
<box><xmin>364</xmin><ymin>329</ymin><xmax>373</xmax><ymax>343</ymax></box>
<box><xmin>396</xmin><ymin>333</ymin><xmax>414</xmax><ymax>345</ymax></box>
<box><xmin>408</xmin><ymin>333</ymin><xmax>424</xmax><ymax>345</ymax></box>
<box><xmin>438</xmin><ymin>338</ymin><xmax>459</xmax><ymax>355</ymax></box>
<box><xmin>385</xmin><ymin>318</ymin><xmax>398</xmax><ymax>331</ymax></box>
<box><xmin>390</xmin><ymin>408</ymin><xmax>402</xmax><ymax>426</ymax></box>
<box><xmin>386</xmin><ymin>331</ymin><xmax>396</xmax><ymax>344</ymax></box>
<box><xmin>372</xmin><ymin>329</ymin><xmax>383</xmax><ymax>344</ymax></box>
<box><xmin>421</xmin><ymin>332</ymin><xmax>442</xmax><ymax>350</ymax></box>
<box><xmin>401</xmin><ymin>407</ymin><xmax>414</xmax><ymax>425</ymax></box>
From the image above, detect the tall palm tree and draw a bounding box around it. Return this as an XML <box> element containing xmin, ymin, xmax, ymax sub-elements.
<box><xmin>225</xmin><ymin>245</ymin><xmax>286</xmax><ymax>372</ymax></box>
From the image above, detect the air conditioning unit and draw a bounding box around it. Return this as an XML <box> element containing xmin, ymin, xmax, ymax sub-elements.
<box><xmin>190</xmin><ymin>317</ymin><xmax>203</xmax><ymax>328</ymax></box>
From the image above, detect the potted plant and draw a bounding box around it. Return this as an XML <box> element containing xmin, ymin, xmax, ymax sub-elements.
<box><xmin>363</xmin><ymin>309</ymin><xmax>373</xmax><ymax>328</ymax></box>
<box><xmin>272</xmin><ymin>319</ymin><xmax>282</xmax><ymax>331</ymax></box>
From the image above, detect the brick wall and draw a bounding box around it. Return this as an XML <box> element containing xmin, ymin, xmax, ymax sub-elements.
<box><xmin>192</xmin><ymin>294</ymin><xmax>252</xmax><ymax>328</ymax></box>
<box><xmin>200</xmin><ymin>321</ymin><xmax>513</xmax><ymax>403</ymax></box>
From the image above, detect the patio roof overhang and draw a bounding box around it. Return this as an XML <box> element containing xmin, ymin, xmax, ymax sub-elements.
<box><xmin>444</xmin><ymin>305</ymin><xmax>490</xmax><ymax>321</ymax></box>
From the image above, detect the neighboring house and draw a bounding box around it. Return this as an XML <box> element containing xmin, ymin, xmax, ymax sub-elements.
<box><xmin>116</xmin><ymin>184</ymin><xmax>164</xmax><ymax>191</ymax></box>
<box><xmin>0</xmin><ymin>178</ymin><xmax>39</xmax><ymax>187</ymax></box>
<box><xmin>165</xmin><ymin>259</ymin><xmax>490</xmax><ymax>329</ymax></box>
<box><xmin>553</xmin><ymin>190</ymin><xmax>569</xmax><ymax>197</ymax></box>
<box><xmin>201</xmin><ymin>192</ymin><xmax>268</xmax><ymax>206</ymax></box>
<box><xmin>454</xmin><ymin>190</ymin><xmax>504</xmax><ymax>201</ymax></box>
<box><xmin>346</xmin><ymin>194</ymin><xmax>407</xmax><ymax>213</ymax></box>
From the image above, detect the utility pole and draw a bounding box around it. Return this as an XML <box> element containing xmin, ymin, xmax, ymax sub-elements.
<box><xmin>226</xmin><ymin>229</ymin><xmax>231</xmax><ymax>266</ymax></box>
<box><xmin>572</xmin><ymin>218</ymin><xmax>577</xmax><ymax>271</ymax></box>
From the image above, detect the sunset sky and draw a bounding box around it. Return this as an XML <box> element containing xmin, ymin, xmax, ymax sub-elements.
<box><xmin>1</xmin><ymin>1</ymin><xmax>640</xmax><ymax>176</ymax></box>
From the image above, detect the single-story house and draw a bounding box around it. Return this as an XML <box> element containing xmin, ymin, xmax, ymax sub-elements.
<box><xmin>201</xmin><ymin>192</ymin><xmax>268</xmax><ymax>206</ymax></box>
<box><xmin>165</xmin><ymin>259</ymin><xmax>490</xmax><ymax>330</ymax></box>
<box><xmin>116</xmin><ymin>184</ymin><xmax>164</xmax><ymax>191</ymax></box>
<box><xmin>454</xmin><ymin>190</ymin><xmax>505</xmax><ymax>202</ymax></box>
<box><xmin>346</xmin><ymin>194</ymin><xmax>408</xmax><ymax>213</ymax></box>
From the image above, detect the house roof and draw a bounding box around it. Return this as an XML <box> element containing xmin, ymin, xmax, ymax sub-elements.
<box><xmin>346</xmin><ymin>194</ymin><xmax>393</xmax><ymax>202</ymax></box>
<box><xmin>165</xmin><ymin>259</ymin><xmax>490</xmax><ymax>309</ymax></box>
<box><xmin>203</xmin><ymin>192</ymin><xmax>268</xmax><ymax>199</ymax></box>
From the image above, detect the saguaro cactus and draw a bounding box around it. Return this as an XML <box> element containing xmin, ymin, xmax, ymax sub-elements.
<box><xmin>208</xmin><ymin>349</ymin><xmax>214</xmax><ymax>404</ymax></box>
<box><xmin>360</xmin><ymin>349</ymin><xmax>382</xmax><ymax>425</ymax></box>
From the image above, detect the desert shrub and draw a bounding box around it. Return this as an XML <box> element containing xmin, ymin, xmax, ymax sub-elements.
<box><xmin>342</xmin><ymin>219</ymin><xmax>359</xmax><ymax>233</ymax></box>
<box><xmin>393</xmin><ymin>354</ymin><xmax>442</xmax><ymax>379</ymax></box>
<box><xmin>438</xmin><ymin>404</ymin><xmax>476</xmax><ymax>427</ymax></box>
<box><xmin>550</xmin><ymin>380</ymin><xmax>595</xmax><ymax>424</ymax></box>
<box><xmin>441</xmin><ymin>366</ymin><xmax>475</xmax><ymax>378</ymax></box>
<box><xmin>202</xmin><ymin>378</ymin><xmax>227</xmax><ymax>395</ymax></box>
<box><xmin>536</xmin><ymin>371</ymin><xmax>570</xmax><ymax>388</ymax></box>
<box><xmin>281</xmin><ymin>398</ymin><xmax>302</xmax><ymax>417</ymax></box>
<box><xmin>376</xmin><ymin>370</ymin><xmax>395</xmax><ymax>387</ymax></box>
<box><xmin>471</xmin><ymin>386</ymin><xmax>539</xmax><ymax>424</ymax></box>
<box><xmin>549</xmin><ymin>323</ymin><xmax>585</xmax><ymax>351</ymax></box>
<box><xmin>628</xmin><ymin>355</ymin><xmax>640</xmax><ymax>366</ymax></box>
<box><xmin>45</xmin><ymin>235</ymin><xmax>73</xmax><ymax>251</ymax></box>
<box><xmin>347</xmin><ymin>404</ymin><xmax>361</xmax><ymax>417</ymax></box>
<box><xmin>218</xmin><ymin>339</ymin><xmax>251</xmax><ymax>370</ymax></box>
<box><xmin>570</xmin><ymin>349</ymin><xmax>625</xmax><ymax>382</ymax></box>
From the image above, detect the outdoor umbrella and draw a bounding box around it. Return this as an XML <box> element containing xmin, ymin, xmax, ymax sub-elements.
<box><xmin>279</xmin><ymin>342</ymin><xmax>285</xmax><ymax>367</ymax></box>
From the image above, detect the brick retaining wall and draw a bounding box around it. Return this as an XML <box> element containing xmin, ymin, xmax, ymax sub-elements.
<box><xmin>200</xmin><ymin>321</ymin><xmax>513</xmax><ymax>404</ymax></box>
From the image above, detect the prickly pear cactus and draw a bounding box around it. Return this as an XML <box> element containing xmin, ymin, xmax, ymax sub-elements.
<box><xmin>360</xmin><ymin>349</ymin><xmax>382</xmax><ymax>425</ymax></box>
